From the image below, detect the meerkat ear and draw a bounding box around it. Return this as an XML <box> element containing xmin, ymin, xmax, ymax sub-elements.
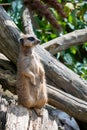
<box><xmin>18</xmin><ymin>38</ymin><xmax>24</xmax><ymax>45</ymax></box>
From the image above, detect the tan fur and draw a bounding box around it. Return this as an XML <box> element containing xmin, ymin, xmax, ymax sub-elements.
<box><xmin>17</xmin><ymin>34</ymin><xmax>47</xmax><ymax>110</ymax></box>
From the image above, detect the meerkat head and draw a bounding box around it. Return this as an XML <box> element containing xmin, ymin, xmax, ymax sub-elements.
<box><xmin>19</xmin><ymin>34</ymin><xmax>40</xmax><ymax>47</ymax></box>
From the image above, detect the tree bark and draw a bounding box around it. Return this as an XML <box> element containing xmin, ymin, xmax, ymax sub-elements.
<box><xmin>48</xmin><ymin>85</ymin><xmax>87</xmax><ymax>122</ymax></box>
<box><xmin>35</xmin><ymin>45</ymin><xmax>87</xmax><ymax>101</ymax></box>
<box><xmin>0</xmin><ymin>6</ymin><xmax>87</xmax><ymax>102</ymax></box>
<box><xmin>0</xmin><ymin>94</ymin><xmax>64</xmax><ymax>130</ymax></box>
<box><xmin>0</xmin><ymin>6</ymin><xmax>21</xmax><ymax>64</ymax></box>
<box><xmin>5</xmin><ymin>105</ymin><xmax>59</xmax><ymax>130</ymax></box>
<box><xmin>0</xmin><ymin>91</ymin><xmax>82</xmax><ymax>130</ymax></box>
<box><xmin>42</xmin><ymin>29</ymin><xmax>87</xmax><ymax>55</ymax></box>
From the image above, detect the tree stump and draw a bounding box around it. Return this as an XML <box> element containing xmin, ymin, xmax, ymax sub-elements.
<box><xmin>0</xmin><ymin>93</ymin><xmax>61</xmax><ymax>130</ymax></box>
<box><xmin>0</xmin><ymin>94</ymin><xmax>80</xmax><ymax>130</ymax></box>
<box><xmin>5</xmin><ymin>105</ymin><xmax>59</xmax><ymax>130</ymax></box>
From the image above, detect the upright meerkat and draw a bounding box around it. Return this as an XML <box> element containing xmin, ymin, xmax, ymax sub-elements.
<box><xmin>17</xmin><ymin>34</ymin><xmax>47</xmax><ymax>114</ymax></box>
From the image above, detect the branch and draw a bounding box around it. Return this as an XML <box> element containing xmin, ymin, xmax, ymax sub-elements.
<box><xmin>0</xmin><ymin>5</ymin><xmax>22</xmax><ymax>64</ymax></box>
<box><xmin>42</xmin><ymin>29</ymin><xmax>87</xmax><ymax>54</ymax></box>
<box><xmin>0</xmin><ymin>3</ymin><xmax>11</xmax><ymax>6</ymax></box>
<box><xmin>22</xmin><ymin>8</ymin><xmax>35</xmax><ymax>36</ymax></box>
<box><xmin>48</xmin><ymin>84</ymin><xmax>87</xmax><ymax>122</ymax></box>
<box><xmin>35</xmin><ymin>44</ymin><xmax>87</xmax><ymax>101</ymax></box>
<box><xmin>0</xmin><ymin>62</ymin><xmax>16</xmax><ymax>94</ymax></box>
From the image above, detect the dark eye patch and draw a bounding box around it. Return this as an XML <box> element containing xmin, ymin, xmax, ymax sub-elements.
<box><xmin>27</xmin><ymin>37</ymin><xmax>35</xmax><ymax>41</ymax></box>
<box><xmin>19</xmin><ymin>38</ymin><xmax>24</xmax><ymax>45</ymax></box>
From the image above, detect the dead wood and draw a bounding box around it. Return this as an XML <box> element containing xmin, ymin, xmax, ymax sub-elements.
<box><xmin>5</xmin><ymin>105</ymin><xmax>59</xmax><ymax>130</ymax></box>
<box><xmin>0</xmin><ymin>93</ymin><xmax>64</xmax><ymax>130</ymax></box>
<box><xmin>0</xmin><ymin>68</ymin><xmax>16</xmax><ymax>94</ymax></box>
<box><xmin>0</xmin><ymin>3</ymin><xmax>11</xmax><ymax>6</ymax></box>
<box><xmin>0</xmin><ymin>56</ymin><xmax>16</xmax><ymax>94</ymax></box>
<box><xmin>42</xmin><ymin>29</ymin><xmax>87</xmax><ymax>55</ymax></box>
<box><xmin>48</xmin><ymin>85</ymin><xmax>87</xmax><ymax>122</ymax></box>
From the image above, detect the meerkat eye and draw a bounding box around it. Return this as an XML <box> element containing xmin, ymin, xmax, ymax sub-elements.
<box><xmin>19</xmin><ymin>38</ymin><xmax>24</xmax><ymax>45</ymax></box>
<box><xmin>27</xmin><ymin>37</ymin><xmax>35</xmax><ymax>41</ymax></box>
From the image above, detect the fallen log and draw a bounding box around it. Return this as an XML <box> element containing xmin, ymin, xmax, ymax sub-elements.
<box><xmin>0</xmin><ymin>6</ymin><xmax>87</xmax><ymax>102</ymax></box>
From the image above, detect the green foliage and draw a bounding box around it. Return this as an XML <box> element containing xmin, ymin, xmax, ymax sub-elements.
<box><xmin>0</xmin><ymin>0</ymin><xmax>12</xmax><ymax>3</ymax></box>
<box><xmin>1</xmin><ymin>0</ymin><xmax>87</xmax><ymax>79</ymax></box>
<box><xmin>0</xmin><ymin>0</ymin><xmax>23</xmax><ymax>31</ymax></box>
<box><xmin>34</xmin><ymin>15</ymin><xmax>58</xmax><ymax>43</ymax></box>
<box><xmin>59</xmin><ymin>1</ymin><xmax>87</xmax><ymax>79</ymax></box>
<box><xmin>35</xmin><ymin>0</ymin><xmax>87</xmax><ymax>79</ymax></box>
<box><xmin>8</xmin><ymin>0</ymin><xmax>23</xmax><ymax>31</ymax></box>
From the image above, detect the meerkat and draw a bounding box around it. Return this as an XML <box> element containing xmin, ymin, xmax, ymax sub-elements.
<box><xmin>16</xmin><ymin>34</ymin><xmax>47</xmax><ymax>115</ymax></box>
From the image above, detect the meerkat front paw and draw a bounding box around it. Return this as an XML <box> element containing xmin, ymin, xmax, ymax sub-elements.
<box><xmin>34</xmin><ymin>108</ymin><xmax>44</xmax><ymax>117</ymax></box>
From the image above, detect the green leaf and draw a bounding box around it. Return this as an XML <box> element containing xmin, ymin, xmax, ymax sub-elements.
<box><xmin>68</xmin><ymin>15</ymin><xmax>73</xmax><ymax>23</ymax></box>
<box><xmin>64</xmin><ymin>53</ymin><xmax>73</xmax><ymax>65</ymax></box>
<box><xmin>70</xmin><ymin>46</ymin><xmax>78</xmax><ymax>55</ymax></box>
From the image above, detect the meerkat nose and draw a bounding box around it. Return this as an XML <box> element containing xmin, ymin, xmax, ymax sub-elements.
<box><xmin>36</xmin><ymin>39</ymin><xmax>41</xmax><ymax>44</ymax></box>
